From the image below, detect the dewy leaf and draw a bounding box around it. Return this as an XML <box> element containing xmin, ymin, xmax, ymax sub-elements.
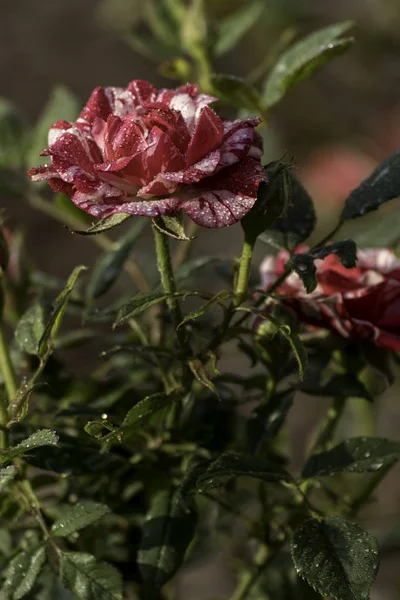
<box><xmin>114</xmin><ymin>292</ymin><xmax>184</xmax><ymax>326</ymax></box>
<box><xmin>99</xmin><ymin>393</ymin><xmax>171</xmax><ymax>450</ymax></box>
<box><xmin>152</xmin><ymin>215</ymin><xmax>193</xmax><ymax>241</ymax></box>
<box><xmin>138</xmin><ymin>488</ymin><xmax>197</xmax><ymax>599</ymax></box>
<box><xmin>177</xmin><ymin>290</ymin><xmax>232</xmax><ymax>328</ymax></box>
<box><xmin>0</xmin><ymin>98</ymin><xmax>27</xmax><ymax>169</ymax></box>
<box><xmin>69</xmin><ymin>213</ymin><xmax>131</xmax><ymax>235</ymax></box>
<box><xmin>341</xmin><ymin>149</ymin><xmax>400</xmax><ymax>220</ymax></box>
<box><xmin>247</xmin><ymin>390</ymin><xmax>295</xmax><ymax>455</ymax></box>
<box><xmin>291</xmin><ymin>516</ymin><xmax>379</xmax><ymax>600</ymax></box>
<box><xmin>14</xmin><ymin>301</ymin><xmax>46</xmax><ymax>356</ymax></box>
<box><xmin>196</xmin><ymin>452</ymin><xmax>291</xmax><ymax>492</ymax></box>
<box><xmin>0</xmin><ymin>430</ymin><xmax>59</xmax><ymax>465</ymax></box>
<box><xmin>214</xmin><ymin>0</ymin><xmax>265</xmax><ymax>56</ymax></box>
<box><xmin>264</xmin><ymin>21</ymin><xmax>354</xmax><ymax>109</ymax></box>
<box><xmin>27</xmin><ymin>85</ymin><xmax>79</xmax><ymax>169</ymax></box>
<box><xmin>303</xmin><ymin>437</ymin><xmax>400</xmax><ymax>478</ymax></box>
<box><xmin>260</xmin><ymin>172</ymin><xmax>316</xmax><ymax>249</ymax></box>
<box><xmin>87</xmin><ymin>219</ymin><xmax>147</xmax><ymax>300</ymax></box>
<box><xmin>51</xmin><ymin>501</ymin><xmax>111</xmax><ymax>537</ymax></box>
<box><xmin>3</xmin><ymin>544</ymin><xmax>46</xmax><ymax>600</ymax></box>
<box><xmin>211</xmin><ymin>74</ymin><xmax>266</xmax><ymax>116</ymax></box>
<box><xmin>38</xmin><ymin>265</ymin><xmax>87</xmax><ymax>358</ymax></box>
<box><xmin>60</xmin><ymin>552</ymin><xmax>123</xmax><ymax>600</ymax></box>
<box><xmin>122</xmin><ymin>392</ymin><xmax>170</xmax><ymax>430</ymax></box>
<box><xmin>0</xmin><ymin>465</ymin><xmax>17</xmax><ymax>493</ymax></box>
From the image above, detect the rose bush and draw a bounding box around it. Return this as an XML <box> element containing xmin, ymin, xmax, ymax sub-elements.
<box><xmin>28</xmin><ymin>80</ymin><xmax>265</xmax><ymax>228</ymax></box>
<box><xmin>260</xmin><ymin>247</ymin><xmax>400</xmax><ymax>350</ymax></box>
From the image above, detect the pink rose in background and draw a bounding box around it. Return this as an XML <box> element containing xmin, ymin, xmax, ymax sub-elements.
<box><xmin>28</xmin><ymin>80</ymin><xmax>265</xmax><ymax>228</ymax></box>
<box><xmin>260</xmin><ymin>247</ymin><xmax>400</xmax><ymax>351</ymax></box>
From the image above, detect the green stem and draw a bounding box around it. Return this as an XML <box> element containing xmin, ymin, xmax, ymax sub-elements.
<box><xmin>0</xmin><ymin>324</ymin><xmax>18</xmax><ymax>404</ymax></box>
<box><xmin>309</xmin><ymin>397</ymin><xmax>346</xmax><ymax>455</ymax></box>
<box><xmin>349</xmin><ymin>463</ymin><xmax>394</xmax><ymax>517</ymax></box>
<box><xmin>153</xmin><ymin>224</ymin><xmax>186</xmax><ymax>338</ymax></box>
<box><xmin>235</xmin><ymin>234</ymin><xmax>255</xmax><ymax>306</ymax></box>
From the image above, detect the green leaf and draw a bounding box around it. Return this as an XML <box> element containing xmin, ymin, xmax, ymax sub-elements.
<box><xmin>86</xmin><ymin>219</ymin><xmax>147</xmax><ymax>300</ymax></box>
<box><xmin>214</xmin><ymin>0</ymin><xmax>265</xmax><ymax>56</ymax></box>
<box><xmin>93</xmin><ymin>393</ymin><xmax>172</xmax><ymax>450</ymax></box>
<box><xmin>0</xmin><ymin>465</ymin><xmax>17</xmax><ymax>492</ymax></box>
<box><xmin>340</xmin><ymin>149</ymin><xmax>400</xmax><ymax>220</ymax></box>
<box><xmin>0</xmin><ymin>98</ymin><xmax>27</xmax><ymax>169</ymax></box>
<box><xmin>60</xmin><ymin>552</ymin><xmax>123</xmax><ymax>600</ymax></box>
<box><xmin>188</xmin><ymin>358</ymin><xmax>218</xmax><ymax>395</ymax></box>
<box><xmin>27</xmin><ymin>85</ymin><xmax>79</xmax><ymax>169</ymax></box>
<box><xmin>122</xmin><ymin>393</ymin><xmax>170</xmax><ymax>428</ymax></box>
<box><xmin>69</xmin><ymin>213</ymin><xmax>131</xmax><ymax>235</ymax></box>
<box><xmin>38</xmin><ymin>265</ymin><xmax>87</xmax><ymax>358</ymax></box>
<box><xmin>51</xmin><ymin>501</ymin><xmax>111</xmax><ymax>537</ymax></box>
<box><xmin>303</xmin><ymin>437</ymin><xmax>400</xmax><ymax>478</ymax></box>
<box><xmin>264</xmin><ymin>21</ymin><xmax>354</xmax><ymax>109</ymax></box>
<box><xmin>114</xmin><ymin>291</ymin><xmax>185</xmax><ymax>326</ymax></box>
<box><xmin>291</xmin><ymin>516</ymin><xmax>379</xmax><ymax>600</ymax></box>
<box><xmin>0</xmin><ymin>430</ymin><xmax>59</xmax><ymax>465</ymax></box>
<box><xmin>14</xmin><ymin>302</ymin><xmax>46</xmax><ymax>355</ymax></box>
<box><xmin>247</xmin><ymin>390</ymin><xmax>294</xmax><ymax>455</ymax></box>
<box><xmin>257</xmin><ymin>318</ymin><xmax>308</xmax><ymax>380</ymax></box>
<box><xmin>152</xmin><ymin>215</ymin><xmax>193</xmax><ymax>241</ymax></box>
<box><xmin>196</xmin><ymin>452</ymin><xmax>291</xmax><ymax>492</ymax></box>
<box><xmin>3</xmin><ymin>544</ymin><xmax>46</xmax><ymax>600</ymax></box>
<box><xmin>211</xmin><ymin>74</ymin><xmax>266</xmax><ymax>116</ymax></box>
<box><xmin>177</xmin><ymin>290</ymin><xmax>232</xmax><ymax>328</ymax></box>
<box><xmin>138</xmin><ymin>488</ymin><xmax>197</xmax><ymax>599</ymax></box>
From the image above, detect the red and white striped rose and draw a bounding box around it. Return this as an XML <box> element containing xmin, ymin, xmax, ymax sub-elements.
<box><xmin>260</xmin><ymin>247</ymin><xmax>400</xmax><ymax>351</ymax></box>
<box><xmin>28</xmin><ymin>80</ymin><xmax>265</xmax><ymax>228</ymax></box>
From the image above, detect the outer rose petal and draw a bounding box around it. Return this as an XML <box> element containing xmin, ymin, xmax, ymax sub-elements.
<box><xmin>72</xmin><ymin>188</ymin><xmax>180</xmax><ymax>219</ymax></box>
<box><xmin>179</xmin><ymin>158</ymin><xmax>265</xmax><ymax>228</ymax></box>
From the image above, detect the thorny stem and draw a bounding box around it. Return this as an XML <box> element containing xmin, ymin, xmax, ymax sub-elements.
<box><xmin>234</xmin><ymin>233</ymin><xmax>255</xmax><ymax>306</ymax></box>
<box><xmin>152</xmin><ymin>225</ymin><xmax>193</xmax><ymax>428</ymax></box>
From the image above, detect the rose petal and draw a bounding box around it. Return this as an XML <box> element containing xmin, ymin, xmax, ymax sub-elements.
<box><xmin>186</xmin><ymin>107</ymin><xmax>224</xmax><ymax>166</ymax></box>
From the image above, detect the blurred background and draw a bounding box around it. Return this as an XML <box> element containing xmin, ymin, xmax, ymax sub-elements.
<box><xmin>1</xmin><ymin>0</ymin><xmax>400</xmax><ymax>598</ymax></box>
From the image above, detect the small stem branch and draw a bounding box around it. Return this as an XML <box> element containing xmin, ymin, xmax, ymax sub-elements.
<box><xmin>309</xmin><ymin>397</ymin><xmax>346</xmax><ymax>455</ymax></box>
<box><xmin>235</xmin><ymin>234</ymin><xmax>255</xmax><ymax>306</ymax></box>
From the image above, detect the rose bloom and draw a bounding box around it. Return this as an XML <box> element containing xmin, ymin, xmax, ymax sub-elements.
<box><xmin>260</xmin><ymin>247</ymin><xmax>400</xmax><ymax>351</ymax></box>
<box><xmin>28</xmin><ymin>80</ymin><xmax>265</xmax><ymax>228</ymax></box>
